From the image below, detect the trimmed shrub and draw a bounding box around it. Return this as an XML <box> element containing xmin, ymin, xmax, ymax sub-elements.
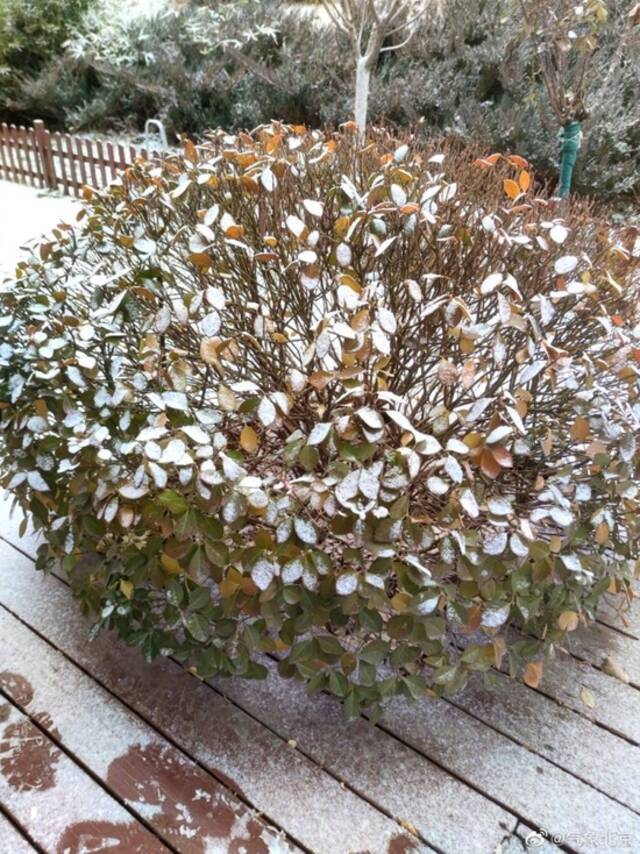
<box><xmin>1</xmin><ymin>126</ymin><xmax>639</xmax><ymax>715</ymax></box>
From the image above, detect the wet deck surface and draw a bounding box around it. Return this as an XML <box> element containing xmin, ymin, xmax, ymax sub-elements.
<box><xmin>0</xmin><ymin>489</ymin><xmax>639</xmax><ymax>854</ymax></box>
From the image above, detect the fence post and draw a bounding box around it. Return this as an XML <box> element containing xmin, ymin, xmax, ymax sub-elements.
<box><xmin>34</xmin><ymin>119</ymin><xmax>57</xmax><ymax>191</ymax></box>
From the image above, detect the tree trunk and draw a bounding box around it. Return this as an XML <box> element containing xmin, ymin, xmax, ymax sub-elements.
<box><xmin>557</xmin><ymin>120</ymin><xmax>582</xmax><ymax>199</ymax></box>
<box><xmin>354</xmin><ymin>56</ymin><xmax>371</xmax><ymax>140</ymax></box>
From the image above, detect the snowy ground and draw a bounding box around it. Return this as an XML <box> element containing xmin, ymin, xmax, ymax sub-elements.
<box><xmin>0</xmin><ymin>181</ymin><xmax>79</xmax><ymax>278</ymax></box>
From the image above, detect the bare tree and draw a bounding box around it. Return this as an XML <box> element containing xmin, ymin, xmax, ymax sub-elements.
<box><xmin>519</xmin><ymin>0</ymin><xmax>638</xmax><ymax>197</ymax></box>
<box><xmin>324</xmin><ymin>0</ymin><xmax>430</xmax><ymax>136</ymax></box>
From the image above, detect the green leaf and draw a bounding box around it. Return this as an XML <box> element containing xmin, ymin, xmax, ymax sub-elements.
<box><xmin>159</xmin><ymin>490</ymin><xmax>189</xmax><ymax>515</ymax></box>
<box><xmin>329</xmin><ymin>671</ymin><xmax>349</xmax><ymax>697</ymax></box>
<box><xmin>183</xmin><ymin>613</ymin><xmax>209</xmax><ymax>642</ymax></box>
<box><xmin>360</xmin><ymin>639</ymin><xmax>390</xmax><ymax>665</ymax></box>
<box><xmin>188</xmin><ymin>585</ymin><xmax>210</xmax><ymax>611</ymax></box>
<box><xmin>343</xmin><ymin>689</ymin><xmax>361</xmax><ymax>719</ymax></box>
<box><xmin>299</xmin><ymin>444</ymin><xmax>319</xmax><ymax>471</ymax></box>
<box><xmin>316</xmin><ymin>635</ymin><xmax>344</xmax><ymax>657</ymax></box>
<box><xmin>401</xmin><ymin>675</ymin><xmax>426</xmax><ymax>701</ymax></box>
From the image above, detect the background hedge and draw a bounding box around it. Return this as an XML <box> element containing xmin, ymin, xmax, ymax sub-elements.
<box><xmin>0</xmin><ymin>0</ymin><xmax>638</xmax><ymax>202</ymax></box>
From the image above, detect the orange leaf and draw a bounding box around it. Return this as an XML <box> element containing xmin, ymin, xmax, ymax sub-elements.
<box><xmin>519</xmin><ymin>170</ymin><xmax>531</xmax><ymax>192</ymax></box>
<box><xmin>503</xmin><ymin>179</ymin><xmax>521</xmax><ymax>200</ymax></box>
<box><xmin>595</xmin><ymin>521</ymin><xmax>610</xmax><ymax>545</ymax></box>
<box><xmin>570</xmin><ymin>416</ymin><xmax>590</xmax><ymax>442</ymax></box>
<box><xmin>486</xmin><ymin>153</ymin><xmax>502</xmax><ymax>165</ymax></box>
<box><xmin>225</xmin><ymin>224</ymin><xmax>246</xmax><ymax>240</ymax></box>
<box><xmin>240</xmin><ymin>425</ymin><xmax>259</xmax><ymax>454</ymax></box>
<box><xmin>183</xmin><ymin>138</ymin><xmax>198</xmax><ymax>164</ymax></box>
<box><xmin>188</xmin><ymin>252</ymin><xmax>213</xmax><ymax>269</ymax></box>
<box><xmin>480</xmin><ymin>449</ymin><xmax>501</xmax><ymax>479</ymax></box>
<box><xmin>491</xmin><ymin>446</ymin><xmax>513</xmax><ymax>469</ymax></box>
<box><xmin>255</xmin><ymin>252</ymin><xmax>279</xmax><ymax>264</ymax></box>
<box><xmin>507</xmin><ymin>154</ymin><xmax>529</xmax><ymax>169</ymax></box>
<box><xmin>308</xmin><ymin>371</ymin><xmax>333</xmax><ymax>390</ymax></box>
<box><xmin>492</xmin><ymin>636</ymin><xmax>507</xmax><ymax>668</ymax></box>
<box><xmin>558</xmin><ymin>611</ymin><xmax>579</xmax><ymax>632</ymax></box>
<box><xmin>523</xmin><ymin>660</ymin><xmax>543</xmax><ymax>688</ymax></box>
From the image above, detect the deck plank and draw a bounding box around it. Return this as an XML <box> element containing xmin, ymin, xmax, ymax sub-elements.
<box><xmin>0</xmin><ymin>812</ymin><xmax>36</xmax><ymax>853</ymax></box>
<box><xmin>215</xmin><ymin>656</ymin><xmax>517</xmax><ymax>854</ymax></box>
<box><xmin>374</xmin><ymin>690</ymin><xmax>640</xmax><ymax>854</ymax></box>
<box><xmin>563</xmin><ymin>623</ymin><xmax>640</xmax><ymax>687</ymax></box>
<box><xmin>0</xmin><ymin>606</ymin><xmax>296</xmax><ymax>854</ymax></box>
<box><xmin>449</xmin><ymin>668</ymin><xmax>640</xmax><ymax>813</ymax></box>
<box><xmin>522</xmin><ymin>648</ymin><xmax>640</xmax><ymax>744</ymax></box>
<box><xmin>0</xmin><ymin>699</ymin><xmax>167</xmax><ymax>853</ymax></box>
<box><xmin>0</xmin><ymin>537</ymin><xmax>424</xmax><ymax>854</ymax></box>
<box><xmin>597</xmin><ymin>589</ymin><xmax>640</xmax><ymax>640</ymax></box>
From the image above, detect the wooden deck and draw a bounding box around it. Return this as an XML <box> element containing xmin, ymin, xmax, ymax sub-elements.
<box><xmin>0</xmin><ymin>490</ymin><xmax>639</xmax><ymax>854</ymax></box>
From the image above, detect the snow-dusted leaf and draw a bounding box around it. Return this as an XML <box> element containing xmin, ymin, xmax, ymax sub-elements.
<box><xmin>336</xmin><ymin>243</ymin><xmax>352</xmax><ymax>267</ymax></box>
<box><xmin>200</xmin><ymin>311</ymin><xmax>221</xmax><ymax>337</ymax></box>
<box><xmin>444</xmin><ymin>456</ymin><xmax>464</xmax><ymax>483</ymax></box>
<box><xmin>561</xmin><ymin>554</ymin><xmax>583</xmax><ymax>573</ymax></box>
<box><xmin>137</xmin><ymin>426</ymin><xmax>167</xmax><ymax>442</ymax></box>
<box><xmin>510</xmin><ymin>533</ymin><xmax>529</xmax><ymax>557</ymax></box>
<box><xmin>163</xmin><ymin>392</ymin><xmax>189</xmax><ymax>412</ymax></box>
<box><xmin>286</xmin><ymin>215</ymin><xmax>306</xmax><ymax>238</ymax></box>
<box><xmin>303</xmin><ymin>198</ymin><xmax>324</xmax><ymax>218</ymax></box>
<box><xmin>294</xmin><ymin>517</ymin><xmax>317</xmax><ymax>545</ymax></box>
<box><xmin>118</xmin><ymin>483</ymin><xmax>148</xmax><ymax>500</ymax></box>
<box><xmin>446</xmin><ymin>438</ymin><xmax>469</xmax><ymax>455</ymax></box>
<box><xmin>483</xmin><ymin>530</ymin><xmax>508</xmax><ymax>555</ymax></box>
<box><xmin>357</xmin><ymin>407</ymin><xmax>384</xmax><ymax>430</ymax></box>
<box><xmin>160</xmin><ymin>439</ymin><xmax>187</xmax><ymax>465</ymax></box>
<box><xmin>336</xmin><ymin>470</ymin><xmax>360</xmax><ymax>505</ymax></box>
<box><xmin>155</xmin><ymin>305</ymin><xmax>171</xmax><ymax>333</ymax></box>
<box><xmin>554</xmin><ymin>255</ymin><xmax>578</xmax><ymax>275</ymax></box>
<box><xmin>359</xmin><ymin>464</ymin><xmax>381</xmax><ymax>499</ymax></box>
<box><xmin>258</xmin><ymin>397</ymin><xmax>277</xmax><ymax>427</ymax></box>
<box><xmin>261</xmin><ymin>168</ymin><xmax>277</xmax><ymax>192</ymax></box>
<box><xmin>550</xmin><ymin>506</ymin><xmax>574</xmax><ymax>527</ymax></box>
<box><xmin>481</xmin><ymin>273</ymin><xmax>502</xmax><ymax>295</ymax></box>
<box><xmin>252</xmin><ymin>559</ymin><xmax>276</xmax><ymax>591</ymax></box>
<box><xmin>307</xmin><ymin>422</ymin><xmax>332</xmax><ymax>445</ymax></box>
<box><xmin>519</xmin><ymin>360</ymin><xmax>546</xmax><ymax>384</ymax></box>
<box><xmin>27</xmin><ymin>471</ymin><xmax>49</xmax><ymax>492</ymax></box>
<box><xmin>459</xmin><ymin>488</ymin><xmax>479</xmax><ymax>518</ymax></box>
<box><xmin>415</xmin><ymin>434</ymin><xmax>442</xmax><ymax>456</ymax></box>
<box><xmin>487</xmin><ymin>497</ymin><xmax>512</xmax><ymax>516</ymax></box>
<box><xmin>221</xmin><ymin>454</ymin><xmax>245</xmax><ymax>481</ymax></box>
<box><xmin>180</xmin><ymin>424</ymin><xmax>210</xmax><ymax>445</ymax></box>
<box><xmin>134</xmin><ymin>237</ymin><xmax>156</xmax><ymax>255</ymax></box>
<box><xmin>336</xmin><ymin>572</ymin><xmax>358</xmax><ymax>596</ymax></box>
<box><xmin>481</xmin><ymin>604</ymin><xmax>510</xmax><ymax>628</ymax></box>
<box><xmin>427</xmin><ymin>476</ymin><xmax>449</xmax><ymax>496</ymax></box>
<box><xmin>549</xmin><ymin>225</ymin><xmax>569</xmax><ymax>245</ymax></box>
<box><xmin>148</xmin><ymin>462</ymin><xmax>168</xmax><ymax>488</ymax></box>
<box><xmin>282</xmin><ymin>558</ymin><xmax>304</xmax><ymax>584</ymax></box>
<box><xmin>487</xmin><ymin>425</ymin><xmax>512</xmax><ymax>445</ymax></box>
<box><xmin>376</xmin><ymin>307</ymin><xmax>397</xmax><ymax>335</ymax></box>
<box><xmin>390</xmin><ymin>183</ymin><xmax>407</xmax><ymax>206</ymax></box>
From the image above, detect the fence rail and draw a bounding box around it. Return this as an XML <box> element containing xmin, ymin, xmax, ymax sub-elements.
<box><xmin>0</xmin><ymin>120</ymin><xmax>156</xmax><ymax>197</ymax></box>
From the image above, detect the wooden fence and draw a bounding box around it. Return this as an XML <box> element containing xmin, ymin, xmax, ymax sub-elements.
<box><xmin>0</xmin><ymin>120</ymin><xmax>156</xmax><ymax>197</ymax></box>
